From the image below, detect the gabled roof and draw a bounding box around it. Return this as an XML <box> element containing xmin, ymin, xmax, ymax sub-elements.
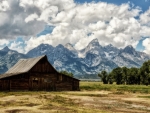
<box><xmin>6</xmin><ymin>55</ymin><xmax>46</xmax><ymax>73</ymax></box>
<box><xmin>0</xmin><ymin>55</ymin><xmax>46</xmax><ymax>79</ymax></box>
<box><xmin>0</xmin><ymin>55</ymin><xmax>79</xmax><ymax>81</ymax></box>
<box><xmin>0</xmin><ymin>72</ymin><xmax>25</xmax><ymax>79</ymax></box>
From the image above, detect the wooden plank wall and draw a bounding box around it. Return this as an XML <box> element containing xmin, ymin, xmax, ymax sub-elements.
<box><xmin>0</xmin><ymin>80</ymin><xmax>9</xmax><ymax>91</ymax></box>
<box><xmin>0</xmin><ymin>57</ymin><xmax>80</xmax><ymax>91</ymax></box>
<box><xmin>29</xmin><ymin>57</ymin><xmax>79</xmax><ymax>91</ymax></box>
<box><xmin>0</xmin><ymin>74</ymin><xmax>79</xmax><ymax>91</ymax></box>
<box><xmin>10</xmin><ymin>79</ymin><xmax>29</xmax><ymax>90</ymax></box>
<box><xmin>29</xmin><ymin>76</ymin><xmax>54</xmax><ymax>91</ymax></box>
<box><xmin>29</xmin><ymin>73</ymin><xmax>79</xmax><ymax>91</ymax></box>
<box><xmin>30</xmin><ymin>58</ymin><xmax>55</xmax><ymax>73</ymax></box>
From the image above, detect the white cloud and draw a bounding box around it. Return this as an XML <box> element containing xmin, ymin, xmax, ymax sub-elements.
<box><xmin>89</xmin><ymin>21</ymin><xmax>106</xmax><ymax>31</ymax></box>
<box><xmin>20</xmin><ymin>0</ymin><xmax>75</xmax><ymax>11</ymax></box>
<box><xmin>0</xmin><ymin>39</ymin><xmax>9</xmax><ymax>46</ymax></box>
<box><xmin>0</xmin><ymin>0</ymin><xmax>9</xmax><ymax>11</ymax></box>
<box><xmin>140</xmin><ymin>8</ymin><xmax>150</xmax><ymax>25</ymax></box>
<box><xmin>23</xmin><ymin>2</ymin><xmax>143</xmax><ymax>52</ymax></box>
<box><xmin>25</xmin><ymin>36</ymin><xmax>53</xmax><ymax>53</ymax></box>
<box><xmin>0</xmin><ymin>12</ymin><xmax>9</xmax><ymax>26</ymax></box>
<box><xmin>25</xmin><ymin>13</ymin><xmax>38</xmax><ymax>23</ymax></box>
<box><xmin>38</xmin><ymin>6</ymin><xmax>58</xmax><ymax>23</ymax></box>
<box><xmin>9</xmin><ymin>41</ymin><xmax>24</xmax><ymax>53</ymax></box>
<box><xmin>140</xmin><ymin>26</ymin><xmax>150</xmax><ymax>37</ymax></box>
<box><xmin>142</xmin><ymin>38</ymin><xmax>150</xmax><ymax>54</ymax></box>
<box><xmin>1</xmin><ymin>0</ymin><xmax>150</xmax><ymax>55</ymax></box>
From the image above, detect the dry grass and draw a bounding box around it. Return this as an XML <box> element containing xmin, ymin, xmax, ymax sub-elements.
<box><xmin>0</xmin><ymin>82</ymin><xmax>150</xmax><ymax>113</ymax></box>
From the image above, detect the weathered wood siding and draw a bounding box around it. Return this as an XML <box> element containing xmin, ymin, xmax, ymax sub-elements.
<box><xmin>30</xmin><ymin>57</ymin><xmax>55</xmax><ymax>73</ymax></box>
<box><xmin>0</xmin><ymin>56</ymin><xmax>80</xmax><ymax>91</ymax></box>
<box><xmin>0</xmin><ymin>80</ymin><xmax>10</xmax><ymax>91</ymax></box>
<box><xmin>10</xmin><ymin>79</ymin><xmax>29</xmax><ymax>90</ymax></box>
<box><xmin>0</xmin><ymin>74</ymin><xmax>29</xmax><ymax>91</ymax></box>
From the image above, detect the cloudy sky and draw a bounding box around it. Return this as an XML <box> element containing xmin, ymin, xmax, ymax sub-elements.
<box><xmin>0</xmin><ymin>0</ymin><xmax>150</xmax><ymax>55</ymax></box>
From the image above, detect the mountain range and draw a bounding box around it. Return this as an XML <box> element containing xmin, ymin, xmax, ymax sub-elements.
<box><xmin>0</xmin><ymin>38</ymin><xmax>150</xmax><ymax>79</ymax></box>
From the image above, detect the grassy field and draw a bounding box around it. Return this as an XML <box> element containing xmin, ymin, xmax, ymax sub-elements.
<box><xmin>80</xmin><ymin>82</ymin><xmax>150</xmax><ymax>93</ymax></box>
<box><xmin>0</xmin><ymin>82</ymin><xmax>150</xmax><ymax>113</ymax></box>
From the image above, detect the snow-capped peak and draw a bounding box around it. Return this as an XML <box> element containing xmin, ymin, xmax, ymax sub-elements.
<box><xmin>106</xmin><ymin>44</ymin><xmax>113</xmax><ymax>47</ymax></box>
<box><xmin>64</xmin><ymin>43</ymin><xmax>78</xmax><ymax>57</ymax></box>
<box><xmin>65</xmin><ymin>43</ymin><xmax>76</xmax><ymax>51</ymax></box>
<box><xmin>88</xmin><ymin>38</ymin><xmax>100</xmax><ymax>48</ymax></box>
<box><xmin>122</xmin><ymin>45</ymin><xmax>135</xmax><ymax>54</ymax></box>
<box><xmin>84</xmin><ymin>38</ymin><xmax>102</xmax><ymax>51</ymax></box>
<box><xmin>78</xmin><ymin>38</ymin><xmax>104</xmax><ymax>58</ymax></box>
<box><xmin>125</xmin><ymin>45</ymin><xmax>134</xmax><ymax>49</ymax></box>
<box><xmin>1</xmin><ymin>41</ymin><xmax>150</xmax><ymax>78</ymax></box>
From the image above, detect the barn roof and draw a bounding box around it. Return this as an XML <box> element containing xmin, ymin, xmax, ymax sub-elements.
<box><xmin>6</xmin><ymin>55</ymin><xmax>46</xmax><ymax>73</ymax></box>
<box><xmin>0</xmin><ymin>55</ymin><xmax>79</xmax><ymax>81</ymax></box>
<box><xmin>0</xmin><ymin>55</ymin><xmax>46</xmax><ymax>79</ymax></box>
<box><xmin>0</xmin><ymin>72</ymin><xmax>25</xmax><ymax>79</ymax></box>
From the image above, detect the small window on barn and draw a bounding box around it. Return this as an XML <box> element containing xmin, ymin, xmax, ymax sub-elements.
<box><xmin>35</xmin><ymin>78</ymin><xmax>38</xmax><ymax>80</ymax></box>
<box><xmin>32</xmin><ymin>78</ymin><xmax>38</xmax><ymax>84</ymax></box>
<box><xmin>32</xmin><ymin>78</ymin><xmax>38</xmax><ymax>81</ymax></box>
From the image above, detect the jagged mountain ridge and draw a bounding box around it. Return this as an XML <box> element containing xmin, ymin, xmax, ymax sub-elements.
<box><xmin>0</xmin><ymin>39</ymin><xmax>150</xmax><ymax>79</ymax></box>
<box><xmin>26</xmin><ymin>39</ymin><xmax>150</xmax><ymax>77</ymax></box>
<box><xmin>0</xmin><ymin>46</ymin><xmax>29</xmax><ymax>74</ymax></box>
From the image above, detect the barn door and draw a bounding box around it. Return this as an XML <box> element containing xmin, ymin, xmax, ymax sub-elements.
<box><xmin>31</xmin><ymin>77</ymin><xmax>39</xmax><ymax>90</ymax></box>
<box><xmin>43</xmin><ymin>78</ymin><xmax>54</xmax><ymax>91</ymax></box>
<box><xmin>29</xmin><ymin>77</ymin><xmax>54</xmax><ymax>91</ymax></box>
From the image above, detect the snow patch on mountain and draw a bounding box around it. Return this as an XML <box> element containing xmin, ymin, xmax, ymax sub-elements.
<box><xmin>0</xmin><ymin>38</ymin><xmax>150</xmax><ymax>79</ymax></box>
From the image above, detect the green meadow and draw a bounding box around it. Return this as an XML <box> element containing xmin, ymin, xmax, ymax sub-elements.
<box><xmin>80</xmin><ymin>81</ymin><xmax>150</xmax><ymax>93</ymax></box>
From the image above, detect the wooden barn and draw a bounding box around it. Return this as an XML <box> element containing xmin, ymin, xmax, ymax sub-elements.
<box><xmin>0</xmin><ymin>55</ymin><xmax>80</xmax><ymax>91</ymax></box>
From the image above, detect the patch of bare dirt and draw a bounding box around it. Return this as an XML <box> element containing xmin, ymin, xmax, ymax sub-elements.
<box><xmin>64</xmin><ymin>91</ymin><xmax>150</xmax><ymax>113</ymax></box>
<box><xmin>0</xmin><ymin>91</ymin><xmax>150</xmax><ymax>113</ymax></box>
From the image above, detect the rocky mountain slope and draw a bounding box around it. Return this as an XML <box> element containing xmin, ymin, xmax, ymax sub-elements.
<box><xmin>0</xmin><ymin>39</ymin><xmax>150</xmax><ymax>79</ymax></box>
<box><xmin>26</xmin><ymin>39</ymin><xmax>150</xmax><ymax>77</ymax></box>
<box><xmin>0</xmin><ymin>46</ymin><xmax>29</xmax><ymax>74</ymax></box>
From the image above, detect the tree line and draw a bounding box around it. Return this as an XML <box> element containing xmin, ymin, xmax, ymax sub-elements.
<box><xmin>98</xmin><ymin>60</ymin><xmax>150</xmax><ymax>85</ymax></box>
<box><xmin>60</xmin><ymin>70</ymin><xmax>74</xmax><ymax>77</ymax></box>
